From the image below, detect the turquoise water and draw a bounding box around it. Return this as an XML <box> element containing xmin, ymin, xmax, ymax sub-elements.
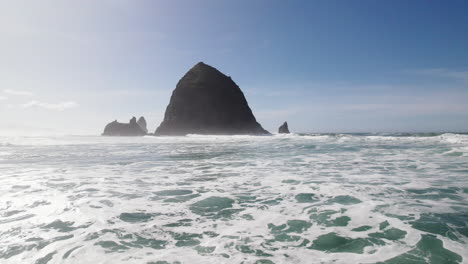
<box><xmin>0</xmin><ymin>133</ymin><xmax>467</xmax><ymax>263</ymax></box>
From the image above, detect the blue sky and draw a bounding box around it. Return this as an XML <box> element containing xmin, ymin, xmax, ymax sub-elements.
<box><xmin>0</xmin><ymin>0</ymin><xmax>467</xmax><ymax>134</ymax></box>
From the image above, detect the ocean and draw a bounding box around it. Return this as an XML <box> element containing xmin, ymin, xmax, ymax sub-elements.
<box><xmin>0</xmin><ymin>133</ymin><xmax>467</xmax><ymax>264</ymax></box>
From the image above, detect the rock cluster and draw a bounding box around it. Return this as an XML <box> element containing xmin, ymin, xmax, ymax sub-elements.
<box><xmin>102</xmin><ymin>116</ymin><xmax>147</xmax><ymax>136</ymax></box>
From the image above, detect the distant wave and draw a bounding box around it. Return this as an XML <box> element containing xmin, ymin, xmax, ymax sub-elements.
<box><xmin>0</xmin><ymin>132</ymin><xmax>467</xmax><ymax>146</ymax></box>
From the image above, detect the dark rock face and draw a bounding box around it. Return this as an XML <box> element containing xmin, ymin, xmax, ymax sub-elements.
<box><xmin>102</xmin><ymin>117</ymin><xmax>146</xmax><ymax>136</ymax></box>
<box><xmin>137</xmin><ymin>116</ymin><xmax>148</xmax><ymax>134</ymax></box>
<box><xmin>155</xmin><ymin>62</ymin><xmax>269</xmax><ymax>135</ymax></box>
<box><xmin>278</xmin><ymin>122</ymin><xmax>290</xmax><ymax>134</ymax></box>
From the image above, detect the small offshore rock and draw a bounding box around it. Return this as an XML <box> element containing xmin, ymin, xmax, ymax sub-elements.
<box><xmin>102</xmin><ymin>116</ymin><xmax>146</xmax><ymax>136</ymax></box>
<box><xmin>278</xmin><ymin>121</ymin><xmax>290</xmax><ymax>134</ymax></box>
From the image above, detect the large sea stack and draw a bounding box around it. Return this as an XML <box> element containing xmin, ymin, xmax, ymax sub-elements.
<box><xmin>102</xmin><ymin>116</ymin><xmax>147</xmax><ymax>136</ymax></box>
<box><xmin>155</xmin><ymin>62</ymin><xmax>269</xmax><ymax>135</ymax></box>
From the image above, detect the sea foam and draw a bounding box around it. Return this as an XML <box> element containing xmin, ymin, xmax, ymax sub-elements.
<box><xmin>0</xmin><ymin>133</ymin><xmax>467</xmax><ymax>263</ymax></box>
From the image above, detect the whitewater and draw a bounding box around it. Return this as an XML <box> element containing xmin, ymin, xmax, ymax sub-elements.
<box><xmin>0</xmin><ymin>133</ymin><xmax>467</xmax><ymax>264</ymax></box>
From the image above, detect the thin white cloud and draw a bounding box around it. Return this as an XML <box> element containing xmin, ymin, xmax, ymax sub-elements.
<box><xmin>21</xmin><ymin>100</ymin><xmax>78</xmax><ymax>111</ymax></box>
<box><xmin>256</xmin><ymin>108</ymin><xmax>302</xmax><ymax>120</ymax></box>
<box><xmin>0</xmin><ymin>96</ymin><xmax>7</xmax><ymax>100</ymax></box>
<box><xmin>85</xmin><ymin>89</ymin><xmax>170</xmax><ymax>97</ymax></box>
<box><xmin>407</xmin><ymin>68</ymin><xmax>468</xmax><ymax>82</ymax></box>
<box><xmin>4</xmin><ymin>89</ymin><xmax>33</xmax><ymax>96</ymax></box>
<box><xmin>341</xmin><ymin>102</ymin><xmax>468</xmax><ymax>115</ymax></box>
<box><xmin>256</xmin><ymin>90</ymin><xmax>468</xmax><ymax>124</ymax></box>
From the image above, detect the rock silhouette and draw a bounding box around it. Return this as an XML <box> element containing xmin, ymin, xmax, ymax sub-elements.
<box><xmin>155</xmin><ymin>62</ymin><xmax>269</xmax><ymax>135</ymax></box>
<box><xmin>102</xmin><ymin>116</ymin><xmax>146</xmax><ymax>136</ymax></box>
<box><xmin>278</xmin><ymin>122</ymin><xmax>290</xmax><ymax>134</ymax></box>
<box><xmin>137</xmin><ymin>116</ymin><xmax>148</xmax><ymax>134</ymax></box>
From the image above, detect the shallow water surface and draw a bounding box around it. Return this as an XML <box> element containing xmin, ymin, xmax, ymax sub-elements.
<box><xmin>0</xmin><ymin>133</ymin><xmax>467</xmax><ymax>263</ymax></box>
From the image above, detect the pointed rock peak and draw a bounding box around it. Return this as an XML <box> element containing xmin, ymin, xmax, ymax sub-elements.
<box><xmin>137</xmin><ymin>116</ymin><xmax>146</xmax><ymax>123</ymax></box>
<box><xmin>188</xmin><ymin>62</ymin><xmax>222</xmax><ymax>75</ymax></box>
<box><xmin>129</xmin><ymin>117</ymin><xmax>137</xmax><ymax>124</ymax></box>
<box><xmin>137</xmin><ymin>116</ymin><xmax>148</xmax><ymax>134</ymax></box>
<box><xmin>193</xmin><ymin>61</ymin><xmax>215</xmax><ymax>69</ymax></box>
<box><xmin>278</xmin><ymin>121</ymin><xmax>290</xmax><ymax>134</ymax></box>
<box><xmin>190</xmin><ymin>61</ymin><xmax>206</xmax><ymax>70</ymax></box>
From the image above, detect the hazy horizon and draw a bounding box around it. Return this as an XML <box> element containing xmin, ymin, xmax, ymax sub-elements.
<box><xmin>1</xmin><ymin>0</ymin><xmax>467</xmax><ymax>135</ymax></box>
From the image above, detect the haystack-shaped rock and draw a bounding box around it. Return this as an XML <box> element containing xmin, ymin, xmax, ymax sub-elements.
<box><xmin>155</xmin><ymin>62</ymin><xmax>269</xmax><ymax>135</ymax></box>
<box><xmin>278</xmin><ymin>121</ymin><xmax>290</xmax><ymax>134</ymax></box>
<box><xmin>102</xmin><ymin>116</ymin><xmax>146</xmax><ymax>136</ymax></box>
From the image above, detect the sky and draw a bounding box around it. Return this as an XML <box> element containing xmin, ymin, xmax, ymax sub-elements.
<box><xmin>0</xmin><ymin>0</ymin><xmax>467</xmax><ymax>135</ymax></box>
